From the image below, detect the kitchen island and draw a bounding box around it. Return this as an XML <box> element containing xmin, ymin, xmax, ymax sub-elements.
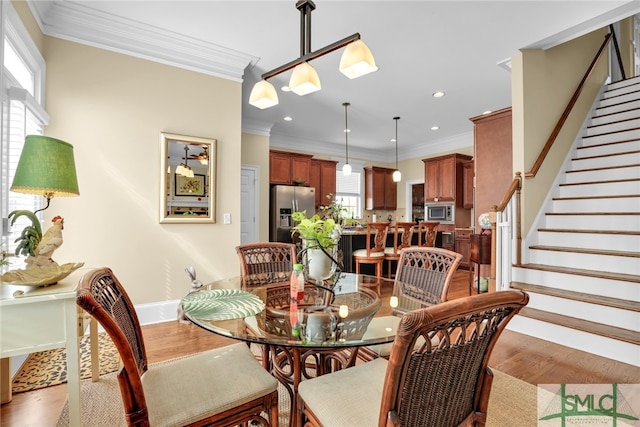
<box><xmin>338</xmin><ymin>227</ymin><xmax>443</xmax><ymax>274</ymax></box>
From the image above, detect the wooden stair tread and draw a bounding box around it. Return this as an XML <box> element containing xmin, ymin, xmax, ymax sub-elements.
<box><xmin>515</xmin><ymin>263</ymin><xmax>640</xmax><ymax>283</ymax></box>
<box><xmin>559</xmin><ymin>177</ymin><xmax>640</xmax><ymax>186</ymax></box>
<box><xmin>511</xmin><ymin>282</ymin><xmax>640</xmax><ymax>312</ymax></box>
<box><xmin>517</xmin><ymin>307</ymin><xmax>640</xmax><ymax>345</ymax></box>
<box><xmin>537</xmin><ymin>228</ymin><xmax>640</xmax><ymax>236</ymax></box>
<box><xmin>545</xmin><ymin>212</ymin><xmax>639</xmax><ymax>215</ymax></box>
<box><xmin>552</xmin><ymin>194</ymin><xmax>640</xmax><ymax>200</ymax></box>
<box><xmin>528</xmin><ymin>245</ymin><xmax>640</xmax><ymax>258</ymax></box>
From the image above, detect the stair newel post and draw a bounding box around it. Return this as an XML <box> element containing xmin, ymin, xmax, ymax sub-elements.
<box><xmin>515</xmin><ymin>172</ymin><xmax>522</xmax><ymax>265</ymax></box>
<box><xmin>489</xmin><ymin>207</ymin><xmax>497</xmax><ymax>293</ymax></box>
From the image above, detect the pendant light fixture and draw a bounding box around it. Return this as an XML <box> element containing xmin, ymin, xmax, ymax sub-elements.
<box><xmin>392</xmin><ymin>117</ymin><xmax>401</xmax><ymax>182</ymax></box>
<box><xmin>342</xmin><ymin>102</ymin><xmax>351</xmax><ymax>176</ymax></box>
<box><xmin>248</xmin><ymin>0</ymin><xmax>377</xmax><ymax>109</ymax></box>
<box><xmin>175</xmin><ymin>144</ymin><xmax>194</xmax><ymax>178</ymax></box>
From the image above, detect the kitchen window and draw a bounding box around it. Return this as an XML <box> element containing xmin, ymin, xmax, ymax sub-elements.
<box><xmin>335</xmin><ymin>168</ymin><xmax>362</xmax><ymax>219</ymax></box>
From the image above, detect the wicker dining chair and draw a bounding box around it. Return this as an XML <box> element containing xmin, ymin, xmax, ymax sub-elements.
<box><xmin>236</xmin><ymin>242</ymin><xmax>297</xmax><ymax>288</ymax></box>
<box><xmin>359</xmin><ymin>246</ymin><xmax>463</xmax><ymax>362</ymax></box>
<box><xmin>77</xmin><ymin>267</ymin><xmax>279</xmax><ymax>427</ymax></box>
<box><xmin>298</xmin><ymin>290</ymin><xmax>529</xmax><ymax>427</ymax></box>
<box><xmin>383</xmin><ymin>222</ymin><xmax>415</xmax><ymax>278</ymax></box>
<box><xmin>353</xmin><ymin>222</ymin><xmax>390</xmax><ymax>294</ymax></box>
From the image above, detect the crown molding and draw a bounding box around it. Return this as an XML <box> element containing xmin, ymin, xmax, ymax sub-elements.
<box><xmin>27</xmin><ymin>1</ymin><xmax>258</xmax><ymax>82</ymax></box>
<box><xmin>242</xmin><ymin>118</ymin><xmax>273</xmax><ymax>137</ymax></box>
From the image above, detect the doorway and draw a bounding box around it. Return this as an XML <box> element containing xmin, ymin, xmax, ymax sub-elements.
<box><xmin>240</xmin><ymin>165</ymin><xmax>259</xmax><ymax>244</ymax></box>
<box><xmin>404</xmin><ymin>179</ymin><xmax>424</xmax><ymax>222</ymax></box>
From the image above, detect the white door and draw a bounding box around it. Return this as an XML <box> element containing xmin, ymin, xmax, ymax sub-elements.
<box><xmin>240</xmin><ymin>166</ymin><xmax>258</xmax><ymax>244</ymax></box>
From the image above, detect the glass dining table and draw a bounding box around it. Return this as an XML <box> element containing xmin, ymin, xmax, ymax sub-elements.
<box><xmin>180</xmin><ymin>272</ymin><xmax>432</xmax><ymax>427</ymax></box>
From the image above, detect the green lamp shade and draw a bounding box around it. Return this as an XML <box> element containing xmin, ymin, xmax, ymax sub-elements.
<box><xmin>11</xmin><ymin>135</ymin><xmax>80</xmax><ymax>197</ymax></box>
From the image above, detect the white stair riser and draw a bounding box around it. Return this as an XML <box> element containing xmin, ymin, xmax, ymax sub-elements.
<box><xmin>585</xmin><ymin>119</ymin><xmax>640</xmax><ymax>135</ymax></box>
<box><xmin>511</xmin><ymin>267</ymin><xmax>639</xmax><ymax>299</ymax></box>
<box><xmin>564</xmin><ymin>166</ymin><xmax>640</xmax><ymax>183</ymax></box>
<box><xmin>597</xmin><ymin>98</ymin><xmax>640</xmax><ymax>114</ymax></box>
<box><xmin>591</xmin><ymin>109</ymin><xmax>640</xmax><ymax>125</ymax></box>
<box><xmin>507</xmin><ymin>317</ymin><xmax>640</xmax><ymax>367</ymax></box>
<box><xmin>572</xmin><ymin>152</ymin><xmax>639</xmax><ymax>169</ymax></box>
<box><xmin>551</xmin><ymin>197</ymin><xmax>640</xmax><ymax>213</ymax></box>
<box><xmin>582</xmin><ymin>128</ymin><xmax>640</xmax><ymax>144</ymax></box>
<box><xmin>543</xmin><ymin>214</ymin><xmax>640</xmax><ymax>230</ymax></box>
<box><xmin>528</xmin><ymin>249</ymin><xmax>639</xmax><ymax>275</ymax></box>
<box><xmin>576</xmin><ymin>140</ymin><xmax>640</xmax><ymax>156</ymax></box>
<box><xmin>536</xmin><ymin>230</ymin><xmax>639</xmax><ymax>252</ymax></box>
<box><xmin>606</xmin><ymin>77</ymin><xmax>640</xmax><ymax>91</ymax></box>
<box><xmin>525</xmin><ymin>293</ymin><xmax>639</xmax><ymax>330</ymax></box>
<box><xmin>557</xmin><ymin>180</ymin><xmax>640</xmax><ymax>197</ymax></box>
<box><xmin>599</xmin><ymin>91</ymin><xmax>640</xmax><ymax>107</ymax></box>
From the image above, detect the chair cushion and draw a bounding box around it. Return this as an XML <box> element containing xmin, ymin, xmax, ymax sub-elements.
<box><xmin>299</xmin><ymin>358</ymin><xmax>388</xmax><ymax>426</ymax></box>
<box><xmin>353</xmin><ymin>249</ymin><xmax>384</xmax><ymax>258</ymax></box>
<box><xmin>141</xmin><ymin>342</ymin><xmax>278</xmax><ymax>427</ymax></box>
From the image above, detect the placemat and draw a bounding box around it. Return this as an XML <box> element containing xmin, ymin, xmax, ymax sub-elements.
<box><xmin>181</xmin><ymin>288</ymin><xmax>265</xmax><ymax>321</ymax></box>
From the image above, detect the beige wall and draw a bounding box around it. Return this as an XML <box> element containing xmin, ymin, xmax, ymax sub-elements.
<box><xmin>241</xmin><ymin>132</ymin><xmax>270</xmax><ymax>242</ymax></box>
<box><xmin>513</xmin><ymin>28</ymin><xmax>609</xmax><ymax>235</ymax></box>
<box><xmin>41</xmin><ymin>37</ymin><xmax>242</xmax><ymax>304</ymax></box>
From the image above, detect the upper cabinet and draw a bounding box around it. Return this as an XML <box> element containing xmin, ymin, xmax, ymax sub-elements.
<box><xmin>309</xmin><ymin>159</ymin><xmax>338</xmax><ymax>208</ymax></box>
<box><xmin>422</xmin><ymin>153</ymin><xmax>472</xmax><ymax>206</ymax></box>
<box><xmin>470</xmin><ymin>108</ymin><xmax>512</xmax><ymax>231</ymax></box>
<box><xmin>269</xmin><ymin>150</ymin><xmax>313</xmax><ymax>185</ymax></box>
<box><xmin>364</xmin><ymin>166</ymin><xmax>397</xmax><ymax>210</ymax></box>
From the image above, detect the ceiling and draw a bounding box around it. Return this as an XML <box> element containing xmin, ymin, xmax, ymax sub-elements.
<box><xmin>27</xmin><ymin>1</ymin><xmax>638</xmax><ymax>162</ymax></box>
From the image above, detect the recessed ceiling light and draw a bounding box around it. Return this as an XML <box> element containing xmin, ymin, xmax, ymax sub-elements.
<box><xmin>284</xmin><ymin>116</ymin><xmax>293</xmax><ymax>121</ymax></box>
<box><xmin>432</xmin><ymin>91</ymin><xmax>445</xmax><ymax>98</ymax></box>
<box><xmin>431</xmin><ymin>126</ymin><xmax>439</xmax><ymax>131</ymax></box>
<box><xmin>344</xmin><ymin>128</ymin><xmax>351</xmax><ymax>133</ymax></box>
<box><xmin>483</xmin><ymin>110</ymin><xmax>492</xmax><ymax>115</ymax></box>
<box><xmin>281</xmin><ymin>86</ymin><xmax>291</xmax><ymax>92</ymax></box>
<box><xmin>390</xmin><ymin>138</ymin><xmax>396</xmax><ymax>143</ymax></box>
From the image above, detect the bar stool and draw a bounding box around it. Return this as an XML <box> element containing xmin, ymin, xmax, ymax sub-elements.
<box><xmin>383</xmin><ymin>222</ymin><xmax>415</xmax><ymax>278</ymax></box>
<box><xmin>353</xmin><ymin>222</ymin><xmax>389</xmax><ymax>294</ymax></box>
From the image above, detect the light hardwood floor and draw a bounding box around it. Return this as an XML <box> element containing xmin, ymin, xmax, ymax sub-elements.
<box><xmin>2</xmin><ymin>270</ymin><xmax>638</xmax><ymax>426</ymax></box>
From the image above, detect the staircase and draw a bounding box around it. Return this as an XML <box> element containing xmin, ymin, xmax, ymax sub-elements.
<box><xmin>509</xmin><ymin>76</ymin><xmax>640</xmax><ymax>367</ymax></box>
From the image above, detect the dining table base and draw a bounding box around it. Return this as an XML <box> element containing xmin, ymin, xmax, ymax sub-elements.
<box><xmin>268</xmin><ymin>345</ymin><xmax>360</xmax><ymax>427</ymax></box>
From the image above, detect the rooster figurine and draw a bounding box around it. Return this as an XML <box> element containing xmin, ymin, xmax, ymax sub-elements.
<box><xmin>25</xmin><ymin>216</ymin><xmax>65</xmax><ymax>268</ymax></box>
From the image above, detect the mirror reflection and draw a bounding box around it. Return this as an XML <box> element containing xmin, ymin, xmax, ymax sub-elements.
<box><xmin>160</xmin><ymin>132</ymin><xmax>216</xmax><ymax>223</ymax></box>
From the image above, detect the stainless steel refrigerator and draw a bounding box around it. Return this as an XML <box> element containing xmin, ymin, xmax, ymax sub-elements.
<box><xmin>270</xmin><ymin>185</ymin><xmax>316</xmax><ymax>242</ymax></box>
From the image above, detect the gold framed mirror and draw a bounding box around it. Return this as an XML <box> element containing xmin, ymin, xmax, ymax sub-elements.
<box><xmin>160</xmin><ymin>132</ymin><xmax>216</xmax><ymax>223</ymax></box>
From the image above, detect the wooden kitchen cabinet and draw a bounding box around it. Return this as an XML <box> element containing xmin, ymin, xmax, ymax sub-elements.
<box><xmin>309</xmin><ymin>159</ymin><xmax>338</xmax><ymax>207</ymax></box>
<box><xmin>269</xmin><ymin>150</ymin><xmax>313</xmax><ymax>185</ymax></box>
<box><xmin>422</xmin><ymin>153</ymin><xmax>472</xmax><ymax>206</ymax></box>
<box><xmin>455</xmin><ymin>229</ymin><xmax>472</xmax><ymax>269</ymax></box>
<box><xmin>462</xmin><ymin>160</ymin><xmax>474</xmax><ymax>209</ymax></box>
<box><xmin>364</xmin><ymin>166</ymin><xmax>397</xmax><ymax>210</ymax></box>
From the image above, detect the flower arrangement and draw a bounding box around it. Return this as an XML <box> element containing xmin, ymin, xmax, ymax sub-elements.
<box><xmin>291</xmin><ymin>210</ymin><xmax>341</xmax><ymax>249</ymax></box>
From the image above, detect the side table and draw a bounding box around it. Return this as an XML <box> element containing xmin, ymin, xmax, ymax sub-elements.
<box><xmin>469</xmin><ymin>232</ymin><xmax>491</xmax><ymax>294</ymax></box>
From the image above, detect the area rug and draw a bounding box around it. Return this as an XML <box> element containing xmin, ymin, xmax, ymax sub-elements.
<box><xmin>57</xmin><ymin>367</ymin><xmax>539</xmax><ymax>426</ymax></box>
<box><xmin>12</xmin><ymin>332</ymin><xmax>120</xmax><ymax>393</ymax></box>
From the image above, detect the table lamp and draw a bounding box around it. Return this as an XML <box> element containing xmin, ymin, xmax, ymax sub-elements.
<box><xmin>7</xmin><ymin>135</ymin><xmax>79</xmax><ymax>259</ymax></box>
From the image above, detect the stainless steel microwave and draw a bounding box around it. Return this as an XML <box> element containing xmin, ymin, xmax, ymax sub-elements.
<box><xmin>425</xmin><ymin>203</ymin><xmax>454</xmax><ymax>223</ymax></box>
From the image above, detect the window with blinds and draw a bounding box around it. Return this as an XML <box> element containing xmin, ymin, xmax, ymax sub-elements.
<box><xmin>335</xmin><ymin>170</ymin><xmax>362</xmax><ymax>219</ymax></box>
<box><xmin>2</xmin><ymin>2</ymin><xmax>47</xmax><ymax>265</ymax></box>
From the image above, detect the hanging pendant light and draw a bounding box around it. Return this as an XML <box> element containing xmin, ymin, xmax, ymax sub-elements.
<box><xmin>289</xmin><ymin>62</ymin><xmax>321</xmax><ymax>96</ymax></box>
<box><xmin>249</xmin><ymin>80</ymin><xmax>279</xmax><ymax>109</ymax></box>
<box><xmin>339</xmin><ymin>40</ymin><xmax>378</xmax><ymax>79</ymax></box>
<box><xmin>342</xmin><ymin>102</ymin><xmax>352</xmax><ymax>176</ymax></box>
<box><xmin>392</xmin><ymin>117</ymin><xmax>401</xmax><ymax>182</ymax></box>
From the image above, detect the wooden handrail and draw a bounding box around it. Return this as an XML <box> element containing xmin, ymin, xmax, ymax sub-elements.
<box><xmin>525</xmin><ymin>32</ymin><xmax>615</xmax><ymax>178</ymax></box>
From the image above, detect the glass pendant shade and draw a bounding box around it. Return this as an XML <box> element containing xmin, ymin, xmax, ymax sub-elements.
<box><xmin>339</xmin><ymin>40</ymin><xmax>379</xmax><ymax>79</ymax></box>
<box><xmin>249</xmin><ymin>80</ymin><xmax>279</xmax><ymax>109</ymax></box>
<box><xmin>183</xmin><ymin>167</ymin><xmax>194</xmax><ymax>178</ymax></box>
<box><xmin>175</xmin><ymin>164</ymin><xmax>187</xmax><ymax>175</ymax></box>
<box><xmin>11</xmin><ymin>135</ymin><xmax>80</xmax><ymax>198</ymax></box>
<box><xmin>289</xmin><ymin>62</ymin><xmax>321</xmax><ymax>96</ymax></box>
<box><xmin>392</xmin><ymin>170</ymin><xmax>401</xmax><ymax>182</ymax></box>
<box><xmin>342</xmin><ymin>163</ymin><xmax>352</xmax><ymax>176</ymax></box>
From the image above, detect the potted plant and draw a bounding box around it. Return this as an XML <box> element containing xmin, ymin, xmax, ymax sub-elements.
<box><xmin>291</xmin><ymin>210</ymin><xmax>341</xmax><ymax>282</ymax></box>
